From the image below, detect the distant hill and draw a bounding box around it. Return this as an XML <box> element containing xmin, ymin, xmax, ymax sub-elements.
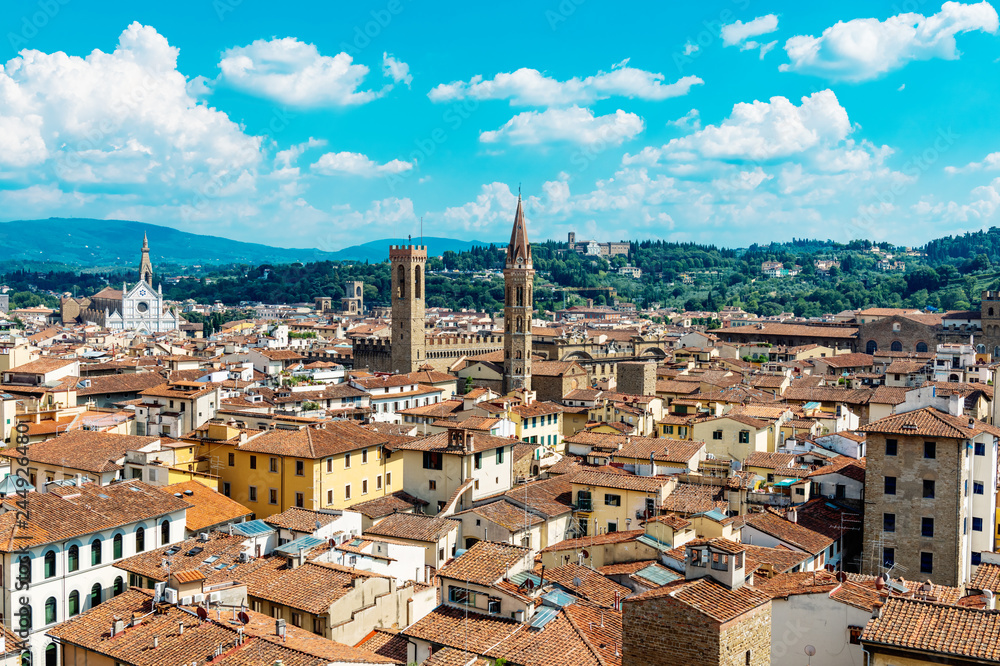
<box><xmin>0</xmin><ymin>218</ymin><xmax>489</xmax><ymax>267</ymax></box>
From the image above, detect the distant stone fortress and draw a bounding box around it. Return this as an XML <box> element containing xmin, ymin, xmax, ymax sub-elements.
<box><xmin>567</xmin><ymin>232</ymin><xmax>630</xmax><ymax>258</ymax></box>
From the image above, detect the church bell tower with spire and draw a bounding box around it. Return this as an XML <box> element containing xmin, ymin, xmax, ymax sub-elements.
<box><xmin>503</xmin><ymin>193</ymin><xmax>534</xmax><ymax>394</ymax></box>
<box><xmin>139</xmin><ymin>232</ymin><xmax>153</xmax><ymax>284</ymax></box>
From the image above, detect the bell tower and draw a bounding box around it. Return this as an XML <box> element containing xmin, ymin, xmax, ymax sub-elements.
<box><xmin>390</xmin><ymin>243</ymin><xmax>427</xmax><ymax>374</ymax></box>
<box><xmin>139</xmin><ymin>233</ymin><xmax>153</xmax><ymax>284</ymax></box>
<box><xmin>503</xmin><ymin>194</ymin><xmax>534</xmax><ymax>394</ymax></box>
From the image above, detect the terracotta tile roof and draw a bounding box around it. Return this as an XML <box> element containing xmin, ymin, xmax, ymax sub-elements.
<box><xmin>113</xmin><ymin>531</ymin><xmax>249</xmax><ymax>583</ymax></box>
<box><xmin>140</xmin><ymin>381</ymin><xmax>218</xmax><ymax>400</ymax></box>
<box><xmin>744</xmin><ymin>451</ymin><xmax>797</xmax><ymax>470</ymax></box>
<box><xmin>970</xmin><ymin>563</ymin><xmax>1000</xmax><ymax>594</ymax></box>
<box><xmin>598</xmin><ymin>560</ymin><xmax>661</xmax><ymax>576</ymax></box>
<box><xmin>658</xmin><ymin>483</ymin><xmax>728</xmax><ymax>515</ymax></box>
<box><xmin>164</xmin><ymin>481</ymin><xmax>252</xmax><ymax>532</ymax></box>
<box><xmin>859</xmin><ymin>406</ymin><xmax>1000</xmax><ymax>439</ymax></box>
<box><xmin>243</xmin><ymin>559</ymin><xmax>389</xmax><ymax>615</ymax></box>
<box><xmin>545</xmin><ymin>562</ymin><xmax>632</xmax><ymax>608</ymax></box>
<box><xmin>349</xmin><ymin>490</ymin><xmax>428</xmax><ymax>519</ymax></box>
<box><xmin>626</xmin><ymin>576</ymin><xmax>771</xmax><ymax>623</ymax></box>
<box><xmin>808</xmin><ymin>456</ymin><xmax>866</xmax><ymax>482</ymax></box>
<box><xmin>816</xmin><ymin>353</ymin><xmax>874</xmax><ymax>368</ymax></box>
<box><xmin>389</xmin><ymin>428</ymin><xmax>513</xmax><ymax>454</ymax></box>
<box><xmin>402</xmin><ymin>603</ymin><xmax>622</xmax><ymax>666</ymax></box>
<box><xmin>459</xmin><ymin>500</ymin><xmax>544</xmax><ymax>532</ymax></box>
<box><xmin>503</xmin><ymin>476</ymin><xmax>574</xmax><ymax>517</ymax></box>
<box><xmin>76</xmin><ymin>371</ymin><xmax>169</xmax><ymax>395</ymax></box>
<box><xmin>782</xmin><ymin>386</ymin><xmax>872</xmax><ymax>404</ymax></box>
<box><xmin>570</xmin><ymin>470</ymin><xmax>672</xmax><ymax>493</ymax></box>
<box><xmin>422</xmin><ymin>647</ymin><xmax>492</xmax><ymax>666</ymax></box>
<box><xmin>540</xmin><ymin>530</ymin><xmax>646</xmax><ymax>553</ymax></box>
<box><xmin>566</xmin><ymin>433</ymin><xmax>705</xmax><ymax>464</ymax></box>
<box><xmin>753</xmin><ymin>570</ymin><xmax>840</xmax><ymax>598</ymax></box>
<box><xmin>1</xmin><ymin>429</ymin><xmax>161</xmax><ymax>473</ymax></box>
<box><xmin>6</xmin><ymin>357</ymin><xmax>77</xmax><ymax>374</ymax></box>
<box><xmin>365</xmin><ymin>512</ymin><xmax>459</xmax><ymax>543</ymax></box>
<box><xmin>263</xmin><ymin>506</ymin><xmax>343</xmax><ymax>533</ymax></box>
<box><xmin>46</xmin><ymin>587</ymin><xmax>392</xmax><ymax>665</ymax></box>
<box><xmin>0</xmin><ymin>480</ymin><xmax>191</xmax><ymax>552</ymax></box>
<box><xmin>860</xmin><ymin>596</ymin><xmax>1000</xmax><ymax>661</ymax></box>
<box><xmin>436</xmin><ymin>540</ymin><xmax>532</xmax><ymax>586</ymax></box>
<box><xmin>236</xmin><ymin>421</ymin><xmax>401</xmax><ymax>458</ymax></box>
<box><xmin>742</xmin><ymin>511</ymin><xmax>834</xmax><ymax>555</ymax></box>
<box><xmin>510</xmin><ymin>400</ymin><xmax>565</xmax><ymax>418</ymax></box>
<box><xmin>355</xmin><ymin>629</ymin><xmax>409</xmax><ymax>662</ymax></box>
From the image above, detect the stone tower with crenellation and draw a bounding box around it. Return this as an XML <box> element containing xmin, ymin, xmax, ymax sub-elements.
<box><xmin>503</xmin><ymin>195</ymin><xmax>534</xmax><ymax>394</ymax></box>
<box><xmin>390</xmin><ymin>243</ymin><xmax>426</xmax><ymax>373</ymax></box>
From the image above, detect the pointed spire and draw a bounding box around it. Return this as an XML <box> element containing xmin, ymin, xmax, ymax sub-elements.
<box><xmin>506</xmin><ymin>193</ymin><xmax>531</xmax><ymax>268</ymax></box>
<box><xmin>139</xmin><ymin>234</ymin><xmax>153</xmax><ymax>284</ymax></box>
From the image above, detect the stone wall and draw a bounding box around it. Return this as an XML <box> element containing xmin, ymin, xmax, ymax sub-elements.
<box><xmin>623</xmin><ymin>586</ymin><xmax>771</xmax><ymax>665</ymax></box>
<box><xmin>862</xmin><ymin>432</ymin><xmax>965</xmax><ymax>587</ymax></box>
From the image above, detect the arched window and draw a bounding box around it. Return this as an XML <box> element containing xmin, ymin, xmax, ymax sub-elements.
<box><xmin>136</xmin><ymin>527</ymin><xmax>145</xmax><ymax>553</ymax></box>
<box><xmin>916</xmin><ymin>342</ymin><xmax>928</xmax><ymax>353</ymax></box>
<box><xmin>44</xmin><ymin>597</ymin><xmax>56</xmax><ymax>625</ymax></box>
<box><xmin>414</xmin><ymin>265</ymin><xmax>422</xmax><ymax>299</ymax></box>
<box><xmin>91</xmin><ymin>539</ymin><xmax>102</xmax><ymax>566</ymax></box>
<box><xmin>113</xmin><ymin>534</ymin><xmax>123</xmax><ymax>560</ymax></box>
<box><xmin>978</xmin><ymin>344</ymin><xmax>986</xmax><ymax>354</ymax></box>
<box><xmin>90</xmin><ymin>583</ymin><xmax>102</xmax><ymax>609</ymax></box>
<box><xmin>161</xmin><ymin>520</ymin><xmax>170</xmax><ymax>545</ymax></box>
<box><xmin>43</xmin><ymin>551</ymin><xmax>55</xmax><ymax>579</ymax></box>
<box><xmin>890</xmin><ymin>341</ymin><xmax>903</xmax><ymax>352</ymax></box>
<box><xmin>20</xmin><ymin>650</ymin><xmax>30</xmax><ymax>666</ymax></box>
<box><xmin>865</xmin><ymin>340</ymin><xmax>877</xmax><ymax>354</ymax></box>
<box><xmin>113</xmin><ymin>576</ymin><xmax>124</xmax><ymax>596</ymax></box>
<box><xmin>68</xmin><ymin>591</ymin><xmax>79</xmax><ymax>616</ymax></box>
<box><xmin>44</xmin><ymin>645</ymin><xmax>56</xmax><ymax>666</ymax></box>
<box><xmin>396</xmin><ymin>265</ymin><xmax>406</xmax><ymax>299</ymax></box>
<box><xmin>18</xmin><ymin>555</ymin><xmax>31</xmax><ymax>584</ymax></box>
<box><xmin>67</xmin><ymin>545</ymin><xmax>79</xmax><ymax>572</ymax></box>
<box><xmin>356</xmin><ymin>285</ymin><xmax>362</xmax><ymax>298</ymax></box>
<box><xmin>515</xmin><ymin>350</ymin><xmax>522</xmax><ymax>359</ymax></box>
<box><xmin>516</xmin><ymin>317</ymin><xmax>523</xmax><ymax>333</ymax></box>
<box><xmin>516</xmin><ymin>286</ymin><xmax>524</xmax><ymax>307</ymax></box>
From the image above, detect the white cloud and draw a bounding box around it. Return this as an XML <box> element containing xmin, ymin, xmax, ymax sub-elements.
<box><xmin>669</xmin><ymin>108</ymin><xmax>701</xmax><ymax>131</ymax></box>
<box><xmin>911</xmin><ymin>178</ymin><xmax>1000</xmax><ymax>222</ymax></box>
<box><xmin>0</xmin><ymin>22</ymin><xmax>261</xmax><ymax>189</ymax></box>
<box><xmin>945</xmin><ymin>151</ymin><xmax>1000</xmax><ymax>173</ymax></box>
<box><xmin>382</xmin><ymin>52</ymin><xmax>412</xmax><ymax>87</ymax></box>
<box><xmin>624</xmin><ymin>90</ymin><xmax>851</xmax><ymax>164</ymax></box>
<box><xmin>218</xmin><ymin>37</ymin><xmax>388</xmax><ymax>107</ymax></box>
<box><xmin>480</xmin><ymin>107</ymin><xmax>644</xmax><ymax>146</ymax></box>
<box><xmin>330</xmin><ymin>196</ymin><xmax>416</xmax><ymax>228</ymax></box>
<box><xmin>683</xmin><ymin>41</ymin><xmax>700</xmax><ymax>56</ymax></box>
<box><xmin>428</xmin><ymin>64</ymin><xmax>703</xmax><ymax>106</ymax></box>
<box><xmin>781</xmin><ymin>1</ymin><xmax>999</xmax><ymax>81</ymax></box>
<box><xmin>441</xmin><ymin>182</ymin><xmax>519</xmax><ymax>230</ymax></box>
<box><xmin>311</xmin><ymin>151</ymin><xmax>414</xmax><ymax>177</ymax></box>
<box><xmin>722</xmin><ymin>15</ymin><xmax>780</xmax><ymax>46</ymax></box>
<box><xmin>274</xmin><ymin>138</ymin><xmax>327</xmax><ymax>170</ymax></box>
<box><xmin>758</xmin><ymin>41</ymin><xmax>778</xmax><ymax>58</ymax></box>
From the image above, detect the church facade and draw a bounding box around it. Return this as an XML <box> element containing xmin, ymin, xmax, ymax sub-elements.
<box><xmin>61</xmin><ymin>235</ymin><xmax>179</xmax><ymax>333</ymax></box>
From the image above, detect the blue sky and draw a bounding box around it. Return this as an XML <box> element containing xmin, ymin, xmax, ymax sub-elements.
<box><xmin>2</xmin><ymin>0</ymin><xmax>1000</xmax><ymax>250</ymax></box>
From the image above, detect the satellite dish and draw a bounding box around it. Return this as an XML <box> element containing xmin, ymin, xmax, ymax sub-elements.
<box><xmin>572</xmin><ymin>577</ymin><xmax>582</xmax><ymax>587</ymax></box>
<box><xmin>524</xmin><ymin>579</ymin><xmax>535</xmax><ymax>591</ymax></box>
<box><xmin>836</xmin><ymin>571</ymin><xmax>847</xmax><ymax>583</ymax></box>
<box><xmin>196</xmin><ymin>607</ymin><xmax>208</xmax><ymax>621</ymax></box>
<box><xmin>237</xmin><ymin>611</ymin><xmax>250</xmax><ymax>625</ymax></box>
<box><xmin>581</xmin><ymin>549</ymin><xmax>590</xmax><ymax>559</ymax></box>
<box><xmin>804</xmin><ymin>645</ymin><xmax>817</xmax><ymax>657</ymax></box>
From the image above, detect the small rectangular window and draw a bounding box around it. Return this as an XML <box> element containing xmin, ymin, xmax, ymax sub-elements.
<box><xmin>976</xmin><ymin>441</ymin><xmax>986</xmax><ymax>456</ymax></box>
<box><xmin>923</xmin><ymin>479</ymin><xmax>935</xmax><ymax>499</ymax></box>
<box><xmin>269</xmin><ymin>457</ymin><xmax>279</xmax><ymax>473</ymax></box>
<box><xmin>496</xmin><ymin>447</ymin><xmax>504</xmax><ymax>464</ymax></box>
<box><xmin>922</xmin><ymin>517</ymin><xmax>934</xmax><ymax>538</ymax></box>
<box><xmin>228</xmin><ymin>452</ymin><xmax>235</xmax><ymax>466</ymax></box>
<box><xmin>248</xmin><ymin>486</ymin><xmax>257</xmax><ymax>502</ymax></box>
<box><xmin>222</xmin><ymin>482</ymin><xmax>230</xmax><ymax>497</ymax></box>
<box><xmin>362</xmin><ymin>448</ymin><xmax>368</xmax><ymax>464</ymax></box>
<box><xmin>974</xmin><ymin>517</ymin><xmax>984</xmax><ymax>532</ymax></box>
<box><xmin>362</xmin><ymin>479</ymin><xmax>369</xmax><ymax>495</ymax></box>
<box><xmin>327</xmin><ymin>489</ymin><xmax>334</xmax><ymax>505</ymax></box>
<box><xmin>249</xmin><ymin>456</ymin><xmax>256</xmax><ymax>470</ymax></box>
<box><xmin>884</xmin><ymin>476</ymin><xmax>896</xmax><ymax>495</ymax></box>
<box><xmin>974</xmin><ymin>481</ymin><xmax>985</xmax><ymax>495</ymax></box>
<box><xmin>345</xmin><ymin>452</ymin><xmax>351</xmax><ymax>468</ymax></box>
<box><xmin>386</xmin><ymin>472</ymin><xmax>392</xmax><ymax>487</ymax></box>
<box><xmin>429</xmin><ymin>480</ymin><xmax>437</xmax><ymax>490</ymax></box>
<box><xmin>883</xmin><ymin>547</ymin><xmax>895</xmax><ymax>568</ymax></box>
<box><xmin>295</xmin><ymin>460</ymin><xmax>304</xmax><ymax>476</ymax></box>
<box><xmin>712</xmin><ymin>430</ymin><xmax>722</xmax><ymax>440</ymax></box>
<box><xmin>604</xmin><ymin>494</ymin><xmax>621</xmax><ymax>507</ymax></box>
<box><xmin>920</xmin><ymin>551</ymin><xmax>933</xmax><ymax>574</ymax></box>
<box><xmin>295</xmin><ymin>492</ymin><xmax>303</xmax><ymax>508</ymax></box>
<box><xmin>883</xmin><ymin>513</ymin><xmax>895</xmax><ymax>532</ymax></box>
<box><xmin>885</xmin><ymin>439</ymin><xmax>897</xmax><ymax>456</ymax></box>
<box><xmin>326</xmin><ymin>458</ymin><xmax>333</xmax><ymax>473</ymax></box>
<box><xmin>924</xmin><ymin>441</ymin><xmax>936</xmax><ymax>459</ymax></box>
<box><xmin>376</xmin><ymin>475</ymin><xmax>383</xmax><ymax>490</ymax></box>
<box><xmin>344</xmin><ymin>484</ymin><xmax>351</xmax><ymax>500</ymax></box>
<box><xmin>269</xmin><ymin>488</ymin><xmax>278</xmax><ymax>505</ymax></box>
